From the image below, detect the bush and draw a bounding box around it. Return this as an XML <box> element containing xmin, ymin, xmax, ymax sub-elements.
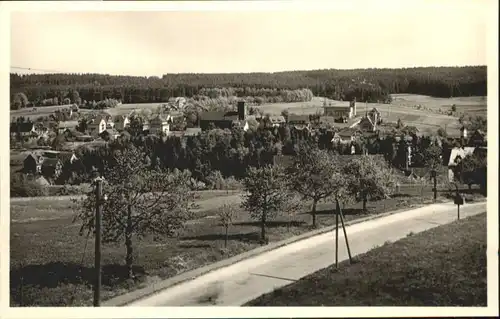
<box><xmin>205</xmin><ymin>171</ymin><xmax>243</xmax><ymax>190</ymax></box>
<box><xmin>53</xmin><ymin>184</ymin><xmax>91</xmax><ymax>196</ymax></box>
<box><xmin>10</xmin><ymin>174</ymin><xmax>49</xmax><ymax>197</ymax></box>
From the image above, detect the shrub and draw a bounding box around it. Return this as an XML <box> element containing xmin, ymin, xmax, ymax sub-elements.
<box><xmin>206</xmin><ymin>170</ymin><xmax>243</xmax><ymax>190</ymax></box>
<box><xmin>10</xmin><ymin>174</ymin><xmax>49</xmax><ymax>197</ymax></box>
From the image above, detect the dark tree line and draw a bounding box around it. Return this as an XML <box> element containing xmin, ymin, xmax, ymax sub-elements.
<box><xmin>10</xmin><ymin>66</ymin><xmax>486</xmax><ymax>106</ymax></box>
<box><xmin>55</xmin><ymin>122</ymin><xmax>487</xmax><ymax>187</ymax></box>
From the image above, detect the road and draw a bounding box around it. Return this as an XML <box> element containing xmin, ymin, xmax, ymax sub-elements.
<box><xmin>124</xmin><ymin>201</ymin><xmax>486</xmax><ymax>307</ymax></box>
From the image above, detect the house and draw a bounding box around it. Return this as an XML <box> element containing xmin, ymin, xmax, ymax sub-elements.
<box><xmin>23</xmin><ymin>153</ymin><xmax>43</xmax><ymax>174</ymax></box>
<box><xmin>259</xmin><ymin>115</ymin><xmax>286</xmax><ymax>128</ymax></box>
<box><xmin>114</xmin><ymin>115</ymin><xmax>130</xmax><ymax>131</ymax></box>
<box><xmin>57</xmin><ymin>121</ymin><xmax>79</xmax><ymax>134</ymax></box>
<box><xmin>323</xmin><ymin>100</ymin><xmax>357</xmax><ymax>121</ymax></box>
<box><xmin>357</xmin><ymin>116</ymin><xmax>377</xmax><ymax>132</ymax></box>
<box><xmin>331</xmin><ymin>128</ymin><xmax>359</xmax><ymax>144</ymax></box>
<box><xmin>149</xmin><ymin>115</ymin><xmax>171</xmax><ymax>135</ymax></box>
<box><xmin>287</xmin><ymin>114</ymin><xmax>311</xmax><ymax>130</ymax></box>
<box><xmin>316</xmin><ymin>116</ymin><xmax>337</xmax><ymax>128</ymax></box>
<box><xmin>106</xmin><ymin>117</ymin><xmax>115</xmax><ymax>129</ymax></box>
<box><xmin>87</xmin><ymin>116</ymin><xmax>107</xmax><ymax>136</ymax></box>
<box><xmin>76</xmin><ymin>135</ymin><xmax>94</xmax><ymax>142</ymax></box>
<box><xmin>41</xmin><ymin>158</ymin><xmax>63</xmax><ymax>182</ymax></box>
<box><xmin>10</xmin><ymin>122</ymin><xmax>39</xmax><ymax>138</ymax></box>
<box><xmin>447</xmin><ymin>147</ymin><xmax>476</xmax><ymax>182</ymax></box>
<box><xmin>199</xmin><ymin>101</ymin><xmax>248</xmax><ymax>131</ymax></box>
<box><xmin>168</xmin><ymin>127</ymin><xmax>203</xmax><ymax>138</ymax></box>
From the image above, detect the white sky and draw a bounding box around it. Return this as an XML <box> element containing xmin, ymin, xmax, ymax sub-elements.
<box><xmin>8</xmin><ymin>0</ymin><xmax>491</xmax><ymax>76</ymax></box>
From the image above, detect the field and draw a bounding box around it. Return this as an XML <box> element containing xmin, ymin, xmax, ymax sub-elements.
<box><xmin>10</xmin><ymin>183</ymin><xmax>475</xmax><ymax>306</ymax></box>
<box><xmin>10</xmin><ymin>104</ymin><xmax>77</xmax><ymax>121</ymax></box>
<box><xmin>247</xmin><ymin>212</ymin><xmax>487</xmax><ymax>306</ymax></box>
<box><xmin>256</xmin><ymin>94</ymin><xmax>487</xmax><ymax>136</ymax></box>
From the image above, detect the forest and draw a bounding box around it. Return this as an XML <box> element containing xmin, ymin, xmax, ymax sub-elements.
<box><xmin>10</xmin><ymin>66</ymin><xmax>487</xmax><ymax>107</ymax></box>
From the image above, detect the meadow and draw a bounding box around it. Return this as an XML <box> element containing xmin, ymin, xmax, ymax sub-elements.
<box><xmin>256</xmin><ymin>94</ymin><xmax>487</xmax><ymax>136</ymax></box>
<box><xmin>11</xmin><ymin>183</ymin><xmax>475</xmax><ymax>306</ymax></box>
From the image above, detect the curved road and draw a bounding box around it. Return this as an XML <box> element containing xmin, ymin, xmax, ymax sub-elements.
<box><xmin>119</xmin><ymin>201</ymin><xmax>486</xmax><ymax>307</ymax></box>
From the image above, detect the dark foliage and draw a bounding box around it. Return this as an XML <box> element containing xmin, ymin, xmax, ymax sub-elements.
<box><xmin>10</xmin><ymin>66</ymin><xmax>486</xmax><ymax>105</ymax></box>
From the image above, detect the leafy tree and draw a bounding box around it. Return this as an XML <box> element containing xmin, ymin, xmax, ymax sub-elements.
<box><xmin>289</xmin><ymin>146</ymin><xmax>341</xmax><ymax>228</ymax></box>
<box><xmin>467</xmin><ymin>115</ymin><xmax>487</xmax><ymax>132</ymax></box>
<box><xmin>241</xmin><ymin>164</ymin><xmax>295</xmax><ymax>244</ymax></box>
<box><xmin>437</xmin><ymin>127</ymin><xmax>447</xmax><ymax>137</ymax></box>
<box><xmin>343</xmin><ymin>155</ymin><xmax>395</xmax><ymax>211</ymax></box>
<box><xmin>74</xmin><ymin>145</ymin><xmax>195</xmax><ymax>278</ymax></box>
<box><xmin>217</xmin><ymin>203</ymin><xmax>236</xmax><ymax>248</ymax></box>
<box><xmin>453</xmin><ymin>150</ymin><xmax>487</xmax><ymax>192</ymax></box>
<box><xmin>11</xmin><ymin>92</ymin><xmax>29</xmax><ymax>110</ymax></box>
<box><xmin>423</xmin><ymin>143</ymin><xmax>443</xmax><ymax>170</ymax></box>
<box><xmin>396</xmin><ymin>118</ymin><xmax>404</xmax><ymax>129</ymax></box>
<box><xmin>51</xmin><ymin>134</ymin><xmax>66</xmax><ymax>151</ymax></box>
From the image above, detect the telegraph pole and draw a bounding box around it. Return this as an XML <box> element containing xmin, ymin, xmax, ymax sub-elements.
<box><xmin>337</xmin><ymin>200</ymin><xmax>353</xmax><ymax>263</ymax></box>
<box><xmin>94</xmin><ymin>176</ymin><xmax>104</xmax><ymax>307</ymax></box>
<box><xmin>430</xmin><ymin>169</ymin><xmax>437</xmax><ymax>201</ymax></box>
<box><xmin>335</xmin><ymin>201</ymin><xmax>339</xmax><ymax>268</ymax></box>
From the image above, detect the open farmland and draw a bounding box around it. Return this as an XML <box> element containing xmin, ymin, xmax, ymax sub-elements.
<box><xmin>10</xmin><ymin>104</ymin><xmax>80</xmax><ymax>121</ymax></box>
<box><xmin>257</xmin><ymin>94</ymin><xmax>487</xmax><ymax>136</ymax></box>
<box><xmin>391</xmin><ymin>94</ymin><xmax>487</xmax><ymax>116</ymax></box>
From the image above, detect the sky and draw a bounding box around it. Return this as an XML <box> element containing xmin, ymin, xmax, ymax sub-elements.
<box><xmin>9</xmin><ymin>1</ymin><xmax>491</xmax><ymax>77</ymax></box>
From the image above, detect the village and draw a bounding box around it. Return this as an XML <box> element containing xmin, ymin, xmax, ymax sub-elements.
<box><xmin>10</xmin><ymin>96</ymin><xmax>487</xmax><ymax>189</ymax></box>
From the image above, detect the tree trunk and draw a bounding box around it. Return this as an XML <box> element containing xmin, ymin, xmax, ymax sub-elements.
<box><xmin>311</xmin><ymin>200</ymin><xmax>318</xmax><ymax>228</ymax></box>
<box><xmin>125</xmin><ymin>205</ymin><xmax>134</xmax><ymax>279</ymax></box>
<box><xmin>260</xmin><ymin>212</ymin><xmax>267</xmax><ymax>245</ymax></box>
<box><xmin>362</xmin><ymin>192</ymin><xmax>367</xmax><ymax>212</ymax></box>
<box><xmin>224</xmin><ymin>226</ymin><xmax>228</xmax><ymax>248</ymax></box>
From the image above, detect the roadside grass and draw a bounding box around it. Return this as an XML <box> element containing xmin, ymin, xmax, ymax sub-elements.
<box><xmin>10</xmin><ymin>185</ymin><xmax>484</xmax><ymax>306</ymax></box>
<box><xmin>246</xmin><ymin>212</ymin><xmax>487</xmax><ymax>307</ymax></box>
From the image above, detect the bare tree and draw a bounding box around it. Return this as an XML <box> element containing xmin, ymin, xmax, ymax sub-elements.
<box><xmin>218</xmin><ymin>203</ymin><xmax>236</xmax><ymax>248</ymax></box>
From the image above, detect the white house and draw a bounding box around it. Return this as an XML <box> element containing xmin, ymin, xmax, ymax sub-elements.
<box><xmin>149</xmin><ymin>115</ymin><xmax>171</xmax><ymax>135</ymax></box>
<box><xmin>88</xmin><ymin>116</ymin><xmax>107</xmax><ymax>136</ymax></box>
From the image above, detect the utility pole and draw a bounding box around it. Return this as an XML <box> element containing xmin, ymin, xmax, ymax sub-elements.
<box><xmin>430</xmin><ymin>169</ymin><xmax>437</xmax><ymax>201</ymax></box>
<box><xmin>335</xmin><ymin>201</ymin><xmax>339</xmax><ymax>268</ymax></box>
<box><xmin>337</xmin><ymin>200</ymin><xmax>353</xmax><ymax>263</ymax></box>
<box><xmin>334</xmin><ymin>199</ymin><xmax>353</xmax><ymax>269</ymax></box>
<box><xmin>94</xmin><ymin>176</ymin><xmax>104</xmax><ymax>307</ymax></box>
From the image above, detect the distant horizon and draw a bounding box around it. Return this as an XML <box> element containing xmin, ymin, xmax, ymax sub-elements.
<box><xmin>9</xmin><ymin>64</ymin><xmax>488</xmax><ymax>78</ymax></box>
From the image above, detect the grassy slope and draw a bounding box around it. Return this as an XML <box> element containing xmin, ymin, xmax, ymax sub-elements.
<box><xmin>246</xmin><ymin>212</ymin><xmax>487</xmax><ymax>307</ymax></box>
<box><xmin>257</xmin><ymin>94</ymin><xmax>486</xmax><ymax>135</ymax></box>
<box><xmin>10</xmin><ymin>185</ymin><xmax>455</xmax><ymax>306</ymax></box>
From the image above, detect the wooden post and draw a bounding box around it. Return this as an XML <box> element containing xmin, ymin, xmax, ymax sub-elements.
<box><xmin>335</xmin><ymin>200</ymin><xmax>339</xmax><ymax>268</ymax></box>
<box><xmin>338</xmin><ymin>200</ymin><xmax>353</xmax><ymax>263</ymax></box>
<box><xmin>457</xmin><ymin>204</ymin><xmax>460</xmax><ymax>220</ymax></box>
<box><xmin>94</xmin><ymin>178</ymin><xmax>103</xmax><ymax>307</ymax></box>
